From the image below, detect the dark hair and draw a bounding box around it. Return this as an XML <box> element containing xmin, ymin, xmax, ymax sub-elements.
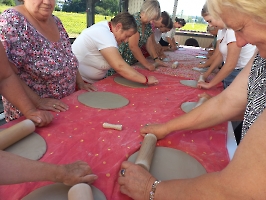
<box><xmin>111</xmin><ymin>12</ymin><xmax>137</xmax><ymax>32</ymax></box>
<box><xmin>161</xmin><ymin>11</ymin><xmax>171</xmax><ymax>27</ymax></box>
<box><xmin>175</xmin><ymin>17</ymin><xmax>186</xmax><ymax>26</ymax></box>
<box><xmin>167</xmin><ymin>20</ymin><xmax>173</xmax><ymax>29</ymax></box>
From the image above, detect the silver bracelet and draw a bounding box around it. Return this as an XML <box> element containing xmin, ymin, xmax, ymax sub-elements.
<box><xmin>149</xmin><ymin>180</ymin><xmax>161</xmax><ymax>200</ymax></box>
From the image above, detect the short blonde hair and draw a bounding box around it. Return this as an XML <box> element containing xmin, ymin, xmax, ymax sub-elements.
<box><xmin>207</xmin><ymin>0</ymin><xmax>266</xmax><ymax>23</ymax></box>
<box><xmin>140</xmin><ymin>0</ymin><xmax>161</xmax><ymax>21</ymax></box>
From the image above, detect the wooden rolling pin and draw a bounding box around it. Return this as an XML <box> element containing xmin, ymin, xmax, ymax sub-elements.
<box><xmin>68</xmin><ymin>183</ymin><xmax>94</xmax><ymax>200</ymax></box>
<box><xmin>134</xmin><ymin>133</ymin><xmax>157</xmax><ymax>171</ymax></box>
<box><xmin>102</xmin><ymin>122</ymin><xmax>122</xmax><ymax>131</ymax></box>
<box><xmin>0</xmin><ymin>119</ymin><xmax>35</xmax><ymax>150</ymax></box>
<box><xmin>194</xmin><ymin>96</ymin><xmax>208</xmax><ymax>109</ymax></box>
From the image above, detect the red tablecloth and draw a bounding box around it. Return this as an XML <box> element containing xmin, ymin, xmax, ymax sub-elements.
<box><xmin>0</xmin><ymin>47</ymin><xmax>228</xmax><ymax>200</ymax></box>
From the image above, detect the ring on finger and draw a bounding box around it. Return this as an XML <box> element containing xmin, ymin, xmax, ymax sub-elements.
<box><xmin>53</xmin><ymin>104</ymin><xmax>56</xmax><ymax>108</ymax></box>
<box><xmin>120</xmin><ymin>169</ymin><xmax>126</xmax><ymax>177</ymax></box>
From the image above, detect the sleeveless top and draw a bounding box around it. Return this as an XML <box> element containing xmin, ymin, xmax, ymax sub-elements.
<box><xmin>0</xmin><ymin>9</ymin><xmax>78</xmax><ymax>121</ymax></box>
<box><xmin>119</xmin><ymin>12</ymin><xmax>153</xmax><ymax>65</ymax></box>
<box><xmin>242</xmin><ymin>54</ymin><xmax>266</xmax><ymax>139</ymax></box>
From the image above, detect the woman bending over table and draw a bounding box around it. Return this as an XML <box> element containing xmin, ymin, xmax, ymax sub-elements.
<box><xmin>72</xmin><ymin>12</ymin><xmax>158</xmax><ymax>85</ymax></box>
<box><xmin>119</xmin><ymin>0</ymin><xmax>167</xmax><ymax>71</ymax></box>
<box><xmin>0</xmin><ymin>0</ymin><xmax>94</xmax><ymax>122</ymax></box>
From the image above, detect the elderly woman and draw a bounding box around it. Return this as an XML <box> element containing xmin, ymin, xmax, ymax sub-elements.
<box><xmin>0</xmin><ymin>0</ymin><xmax>93</xmax><ymax>122</ymax></box>
<box><xmin>197</xmin><ymin>3</ymin><xmax>256</xmax><ymax>89</ymax></box>
<box><xmin>72</xmin><ymin>12</ymin><xmax>158</xmax><ymax>85</ymax></box>
<box><xmin>119</xmin><ymin>0</ymin><xmax>166</xmax><ymax>71</ymax></box>
<box><xmin>118</xmin><ymin>0</ymin><xmax>266</xmax><ymax>199</ymax></box>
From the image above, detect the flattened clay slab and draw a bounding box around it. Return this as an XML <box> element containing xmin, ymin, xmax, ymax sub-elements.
<box><xmin>3</xmin><ymin>131</ymin><xmax>46</xmax><ymax>160</ymax></box>
<box><xmin>22</xmin><ymin>183</ymin><xmax>106</xmax><ymax>200</ymax></box>
<box><xmin>181</xmin><ymin>102</ymin><xmax>197</xmax><ymax>113</ymax></box>
<box><xmin>180</xmin><ymin>80</ymin><xmax>198</xmax><ymax>88</ymax></box>
<box><xmin>195</xmin><ymin>55</ymin><xmax>207</xmax><ymax>59</ymax></box>
<box><xmin>78</xmin><ymin>92</ymin><xmax>129</xmax><ymax>109</ymax></box>
<box><xmin>114</xmin><ymin>76</ymin><xmax>148</xmax><ymax>88</ymax></box>
<box><xmin>128</xmin><ymin>147</ymin><xmax>206</xmax><ymax>180</ymax></box>
<box><xmin>192</xmin><ymin>67</ymin><xmax>209</xmax><ymax>72</ymax></box>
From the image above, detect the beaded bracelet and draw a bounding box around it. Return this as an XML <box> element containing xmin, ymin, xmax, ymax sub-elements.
<box><xmin>144</xmin><ymin>76</ymin><xmax>148</xmax><ymax>84</ymax></box>
<box><xmin>149</xmin><ymin>180</ymin><xmax>161</xmax><ymax>200</ymax></box>
<box><xmin>153</xmin><ymin>57</ymin><xmax>159</xmax><ymax>61</ymax></box>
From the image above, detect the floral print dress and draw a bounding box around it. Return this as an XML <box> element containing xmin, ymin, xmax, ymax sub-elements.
<box><xmin>0</xmin><ymin>9</ymin><xmax>79</xmax><ymax>121</ymax></box>
<box><xmin>119</xmin><ymin>12</ymin><xmax>153</xmax><ymax>65</ymax></box>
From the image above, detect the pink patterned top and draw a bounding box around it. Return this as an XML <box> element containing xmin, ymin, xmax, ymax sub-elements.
<box><xmin>0</xmin><ymin>9</ymin><xmax>78</xmax><ymax>121</ymax></box>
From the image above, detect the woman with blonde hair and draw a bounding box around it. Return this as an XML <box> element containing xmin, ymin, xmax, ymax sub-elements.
<box><xmin>119</xmin><ymin>0</ymin><xmax>167</xmax><ymax>71</ymax></box>
<box><xmin>118</xmin><ymin>0</ymin><xmax>266</xmax><ymax>199</ymax></box>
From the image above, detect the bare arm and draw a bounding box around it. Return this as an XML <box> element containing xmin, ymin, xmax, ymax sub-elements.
<box><xmin>140</xmin><ymin>54</ymin><xmax>252</xmax><ymax>139</ymax></box>
<box><xmin>0</xmin><ymin>44</ymin><xmax>53</xmax><ymax>126</ymax></box>
<box><xmin>101</xmin><ymin>47</ymin><xmax>158</xmax><ymax>85</ymax></box>
<box><xmin>128</xmin><ymin>32</ymin><xmax>155</xmax><ymax>71</ymax></box>
<box><xmin>120</xmin><ymin>118</ymin><xmax>266</xmax><ymax>200</ymax></box>
<box><xmin>198</xmin><ymin>41</ymin><xmax>221</xmax><ymax>68</ymax></box>
<box><xmin>200</xmin><ymin>42</ymin><xmax>242</xmax><ymax>89</ymax></box>
<box><xmin>0</xmin><ymin>150</ymin><xmax>97</xmax><ymax>185</ymax></box>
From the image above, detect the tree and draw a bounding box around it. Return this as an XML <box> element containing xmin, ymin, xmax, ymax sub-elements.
<box><xmin>62</xmin><ymin>0</ymin><xmax>86</xmax><ymax>12</ymax></box>
<box><xmin>1</xmin><ymin>0</ymin><xmax>15</xmax><ymax>6</ymax></box>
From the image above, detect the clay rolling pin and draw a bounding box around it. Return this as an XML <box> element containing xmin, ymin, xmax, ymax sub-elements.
<box><xmin>68</xmin><ymin>183</ymin><xmax>94</xmax><ymax>200</ymax></box>
<box><xmin>194</xmin><ymin>96</ymin><xmax>208</xmax><ymax>109</ymax></box>
<box><xmin>198</xmin><ymin>73</ymin><xmax>205</xmax><ymax>82</ymax></box>
<box><xmin>102</xmin><ymin>122</ymin><xmax>122</xmax><ymax>131</ymax></box>
<box><xmin>134</xmin><ymin>133</ymin><xmax>157</xmax><ymax>171</ymax></box>
<box><xmin>0</xmin><ymin>119</ymin><xmax>35</xmax><ymax>150</ymax></box>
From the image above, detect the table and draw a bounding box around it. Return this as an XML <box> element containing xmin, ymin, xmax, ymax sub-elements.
<box><xmin>0</xmin><ymin>46</ymin><xmax>236</xmax><ymax>199</ymax></box>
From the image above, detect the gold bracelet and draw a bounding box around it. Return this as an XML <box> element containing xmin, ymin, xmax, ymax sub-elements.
<box><xmin>149</xmin><ymin>180</ymin><xmax>161</xmax><ymax>200</ymax></box>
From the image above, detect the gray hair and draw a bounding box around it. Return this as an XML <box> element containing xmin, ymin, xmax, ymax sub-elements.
<box><xmin>140</xmin><ymin>0</ymin><xmax>161</xmax><ymax>21</ymax></box>
<box><xmin>111</xmin><ymin>12</ymin><xmax>137</xmax><ymax>33</ymax></box>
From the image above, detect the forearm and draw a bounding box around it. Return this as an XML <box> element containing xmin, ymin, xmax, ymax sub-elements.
<box><xmin>208</xmin><ymin>64</ymin><xmax>237</xmax><ymax>87</ymax></box>
<box><xmin>155</xmin><ymin>172</ymin><xmax>228</xmax><ymax>200</ymax></box>
<box><xmin>0</xmin><ymin>151</ymin><xmax>60</xmax><ymax>185</ymax></box>
<box><xmin>130</xmin><ymin>45</ymin><xmax>150</xmax><ymax>67</ymax></box>
<box><xmin>115</xmin><ymin>61</ymin><xmax>147</xmax><ymax>84</ymax></box>
<box><xmin>204</xmin><ymin>55</ymin><xmax>223</xmax><ymax>78</ymax></box>
<box><xmin>0</xmin><ymin>73</ymin><xmax>37</xmax><ymax>114</ymax></box>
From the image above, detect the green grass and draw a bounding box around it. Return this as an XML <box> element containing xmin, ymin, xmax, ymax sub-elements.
<box><xmin>0</xmin><ymin>4</ymin><xmax>207</xmax><ymax>37</ymax></box>
<box><xmin>181</xmin><ymin>23</ymin><xmax>208</xmax><ymax>32</ymax></box>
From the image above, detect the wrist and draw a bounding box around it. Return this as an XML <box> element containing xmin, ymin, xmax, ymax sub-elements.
<box><xmin>149</xmin><ymin>180</ymin><xmax>161</xmax><ymax>200</ymax></box>
<box><xmin>144</xmin><ymin>76</ymin><xmax>149</xmax><ymax>84</ymax></box>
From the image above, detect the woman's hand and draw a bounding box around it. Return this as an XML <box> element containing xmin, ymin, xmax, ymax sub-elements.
<box><xmin>118</xmin><ymin>161</ymin><xmax>156</xmax><ymax>200</ymax></box>
<box><xmin>140</xmin><ymin>123</ymin><xmax>169</xmax><ymax>140</ymax></box>
<box><xmin>36</xmin><ymin>98</ymin><xmax>69</xmax><ymax>112</ymax></box>
<box><xmin>197</xmin><ymin>81</ymin><xmax>212</xmax><ymax>89</ymax></box>
<box><xmin>147</xmin><ymin>76</ymin><xmax>159</xmax><ymax>85</ymax></box>
<box><xmin>77</xmin><ymin>82</ymin><xmax>97</xmax><ymax>92</ymax></box>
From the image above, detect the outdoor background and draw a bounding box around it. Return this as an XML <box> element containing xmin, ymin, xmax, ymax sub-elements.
<box><xmin>0</xmin><ymin>0</ymin><xmax>208</xmax><ymax>38</ymax></box>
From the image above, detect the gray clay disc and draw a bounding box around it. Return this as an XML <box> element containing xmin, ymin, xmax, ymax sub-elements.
<box><xmin>180</xmin><ymin>80</ymin><xmax>198</xmax><ymax>88</ymax></box>
<box><xmin>181</xmin><ymin>102</ymin><xmax>197</xmax><ymax>113</ymax></box>
<box><xmin>3</xmin><ymin>131</ymin><xmax>46</xmax><ymax>160</ymax></box>
<box><xmin>114</xmin><ymin>76</ymin><xmax>148</xmax><ymax>88</ymax></box>
<box><xmin>78</xmin><ymin>92</ymin><xmax>129</xmax><ymax>109</ymax></box>
<box><xmin>22</xmin><ymin>183</ymin><xmax>106</xmax><ymax>200</ymax></box>
<box><xmin>128</xmin><ymin>147</ymin><xmax>206</xmax><ymax>180</ymax></box>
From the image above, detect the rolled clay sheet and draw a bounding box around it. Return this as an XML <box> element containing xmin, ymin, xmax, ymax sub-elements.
<box><xmin>194</xmin><ymin>97</ymin><xmax>208</xmax><ymax>109</ymax></box>
<box><xmin>0</xmin><ymin>119</ymin><xmax>35</xmax><ymax>150</ymax></box>
<box><xmin>134</xmin><ymin>133</ymin><xmax>157</xmax><ymax>171</ymax></box>
<box><xmin>68</xmin><ymin>184</ymin><xmax>94</xmax><ymax>200</ymax></box>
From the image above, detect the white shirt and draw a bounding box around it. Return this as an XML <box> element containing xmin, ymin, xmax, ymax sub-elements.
<box><xmin>154</xmin><ymin>28</ymin><xmax>162</xmax><ymax>43</ymax></box>
<box><xmin>218</xmin><ymin>29</ymin><xmax>256</xmax><ymax>69</ymax></box>
<box><xmin>161</xmin><ymin>28</ymin><xmax>175</xmax><ymax>42</ymax></box>
<box><xmin>72</xmin><ymin>21</ymin><xmax>118</xmax><ymax>83</ymax></box>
